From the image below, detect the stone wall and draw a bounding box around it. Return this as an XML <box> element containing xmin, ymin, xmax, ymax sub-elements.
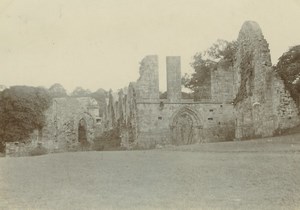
<box><xmin>233</xmin><ymin>21</ymin><xmax>300</xmax><ymax>139</ymax></box>
<box><xmin>136</xmin><ymin>55</ymin><xmax>159</xmax><ymax>101</ymax></box>
<box><xmin>134</xmin><ymin>101</ymin><xmax>234</xmax><ymax>148</ymax></box>
<box><xmin>211</xmin><ymin>60</ymin><xmax>235</xmax><ymax>103</ymax></box>
<box><xmin>122</xmin><ymin>82</ymin><xmax>138</xmax><ymax>147</ymax></box>
<box><xmin>112</xmin><ymin>55</ymin><xmax>235</xmax><ymax>149</ymax></box>
<box><xmin>41</xmin><ymin>97</ymin><xmax>102</xmax><ymax>152</ymax></box>
<box><xmin>5</xmin><ymin>130</ymin><xmax>40</xmax><ymax>157</ymax></box>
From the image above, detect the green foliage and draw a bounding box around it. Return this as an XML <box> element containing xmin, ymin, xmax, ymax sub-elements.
<box><xmin>183</xmin><ymin>40</ymin><xmax>237</xmax><ymax>97</ymax></box>
<box><xmin>0</xmin><ymin>86</ymin><xmax>52</xmax><ymax>145</ymax></box>
<box><xmin>71</xmin><ymin>87</ymin><xmax>91</xmax><ymax>97</ymax></box>
<box><xmin>0</xmin><ymin>141</ymin><xmax>5</xmax><ymax>153</ymax></box>
<box><xmin>275</xmin><ymin>45</ymin><xmax>300</xmax><ymax>106</ymax></box>
<box><xmin>93</xmin><ymin>127</ymin><xmax>121</xmax><ymax>151</ymax></box>
<box><xmin>48</xmin><ymin>83</ymin><xmax>68</xmax><ymax>98</ymax></box>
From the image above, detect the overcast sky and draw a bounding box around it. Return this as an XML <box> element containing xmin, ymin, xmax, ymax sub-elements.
<box><xmin>0</xmin><ymin>0</ymin><xmax>300</xmax><ymax>93</ymax></box>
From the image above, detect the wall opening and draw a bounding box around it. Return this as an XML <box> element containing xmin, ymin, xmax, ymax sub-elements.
<box><xmin>170</xmin><ymin>107</ymin><xmax>202</xmax><ymax>145</ymax></box>
<box><xmin>78</xmin><ymin>118</ymin><xmax>88</xmax><ymax>145</ymax></box>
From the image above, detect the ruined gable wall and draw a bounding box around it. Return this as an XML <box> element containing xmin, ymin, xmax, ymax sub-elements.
<box><xmin>234</xmin><ymin>21</ymin><xmax>300</xmax><ymax>139</ymax></box>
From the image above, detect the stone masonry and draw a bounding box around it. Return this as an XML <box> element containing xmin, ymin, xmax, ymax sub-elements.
<box><xmin>167</xmin><ymin>56</ymin><xmax>182</xmax><ymax>102</ymax></box>
<box><xmin>211</xmin><ymin>60</ymin><xmax>235</xmax><ymax>103</ymax></box>
<box><xmin>6</xmin><ymin>20</ymin><xmax>300</xmax><ymax>155</ymax></box>
<box><xmin>107</xmin><ymin>20</ymin><xmax>300</xmax><ymax>148</ymax></box>
<box><xmin>117</xmin><ymin>55</ymin><xmax>235</xmax><ymax>149</ymax></box>
<box><xmin>136</xmin><ymin>55</ymin><xmax>159</xmax><ymax>101</ymax></box>
<box><xmin>41</xmin><ymin>97</ymin><xmax>102</xmax><ymax>152</ymax></box>
<box><xmin>233</xmin><ymin>21</ymin><xmax>300</xmax><ymax>139</ymax></box>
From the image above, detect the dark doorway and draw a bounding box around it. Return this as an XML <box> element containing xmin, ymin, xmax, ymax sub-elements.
<box><xmin>78</xmin><ymin>118</ymin><xmax>88</xmax><ymax>145</ymax></box>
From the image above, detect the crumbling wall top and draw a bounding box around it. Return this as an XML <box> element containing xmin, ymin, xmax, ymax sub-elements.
<box><xmin>136</xmin><ymin>55</ymin><xmax>159</xmax><ymax>101</ymax></box>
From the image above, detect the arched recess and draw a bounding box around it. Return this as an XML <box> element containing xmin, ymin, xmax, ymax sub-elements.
<box><xmin>78</xmin><ymin>118</ymin><xmax>88</xmax><ymax>145</ymax></box>
<box><xmin>170</xmin><ymin>106</ymin><xmax>202</xmax><ymax>145</ymax></box>
<box><xmin>76</xmin><ymin>112</ymin><xmax>95</xmax><ymax>144</ymax></box>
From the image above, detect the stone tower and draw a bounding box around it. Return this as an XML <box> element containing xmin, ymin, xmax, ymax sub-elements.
<box><xmin>166</xmin><ymin>56</ymin><xmax>181</xmax><ymax>102</ymax></box>
<box><xmin>136</xmin><ymin>55</ymin><xmax>159</xmax><ymax>101</ymax></box>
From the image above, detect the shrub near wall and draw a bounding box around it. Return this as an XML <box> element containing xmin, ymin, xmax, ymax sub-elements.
<box><xmin>93</xmin><ymin>127</ymin><xmax>121</xmax><ymax>151</ymax></box>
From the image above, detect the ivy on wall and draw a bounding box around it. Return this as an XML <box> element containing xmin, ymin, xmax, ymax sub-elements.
<box><xmin>233</xmin><ymin>49</ymin><xmax>255</xmax><ymax>105</ymax></box>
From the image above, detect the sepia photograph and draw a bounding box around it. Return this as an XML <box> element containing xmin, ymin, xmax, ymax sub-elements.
<box><xmin>0</xmin><ymin>0</ymin><xmax>300</xmax><ymax>209</ymax></box>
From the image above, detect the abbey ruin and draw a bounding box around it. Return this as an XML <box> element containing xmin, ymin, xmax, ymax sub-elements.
<box><xmin>5</xmin><ymin>21</ymin><xmax>300</xmax><ymax>155</ymax></box>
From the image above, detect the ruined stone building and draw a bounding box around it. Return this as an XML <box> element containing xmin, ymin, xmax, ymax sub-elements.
<box><xmin>107</xmin><ymin>20</ymin><xmax>300</xmax><ymax>148</ymax></box>
<box><xmin>233</xmin><ymin>21</ymin><xmax>300</xmax><ymax>139</ymax></box>
<box><xmin>6</xmin><ymin>20</ymin><xmax>300</xmax><ymax>155</ymax></box>
<box><xmin>113</xmin><ymin>55</ymin><xmax>236</xmax><ymax>149</ymax></box>
<box><xmin>41</xmin><ymin>97</ymin><xmax>102</xmax><ymax>151</ymax></box>
<box><xmin>6</xmin><ymin>97</ymin><xmax>102</xmax><ymax>156</ymax></box>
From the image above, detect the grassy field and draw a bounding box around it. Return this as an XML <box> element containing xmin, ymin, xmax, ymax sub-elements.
<box><xmin>1</xmin><ymin>133</ymin><xmax>300</xmax><ymax>210</ymax></box>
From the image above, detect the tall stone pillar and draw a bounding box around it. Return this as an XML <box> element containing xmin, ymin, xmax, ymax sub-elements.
<box><xmin>167</xmin><ymin>56</ymin><xmax>181</xmax><ymax>102</ymax></box>
<box><xmin>136</xmin><ymin>55</ymin><xmax>159</xmax><ymax>101</ymax></box>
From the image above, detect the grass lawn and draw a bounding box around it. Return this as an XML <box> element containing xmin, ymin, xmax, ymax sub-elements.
<box><xmin>1</xmin><ymin>133</ymin><xmax>300</xmax><ymax>210</ymax></box>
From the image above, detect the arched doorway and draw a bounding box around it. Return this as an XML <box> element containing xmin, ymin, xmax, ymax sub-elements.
<box><xmin>78</xmin><ymin>118</ymin><xmax>88</xmax><ymax>145</ymax></box>
<box><xmin>170</xmin><ymin>107</ymin><xmax>202</xmax><ymax>145</ymax></box>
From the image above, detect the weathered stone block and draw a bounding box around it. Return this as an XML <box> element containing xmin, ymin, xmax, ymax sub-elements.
<box><xmin>167</xmin><ymin>56</ymin><xmax>182</xmax><ymax>102</ymax></box>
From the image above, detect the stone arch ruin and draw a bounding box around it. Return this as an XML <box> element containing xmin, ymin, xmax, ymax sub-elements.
<box><xmin>76</xmin><ymin>112</ymin><xmax>95</xmax><ymax>145</ymax></box>
<box><xmin>170</xmin><ymin>107</ymin><xmax>202</xmax><ymax>145</ymax></box>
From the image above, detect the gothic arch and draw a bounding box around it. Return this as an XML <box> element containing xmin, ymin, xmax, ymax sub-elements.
<box><xmin>78</xmin><ymin>118</ymin><xmax>88</xmax><ymax>144</ymax></box>
<box><xmin>170</xmin><ymin>106</ymin><xmax>202</xmax><ymax>145</ymax></box>
<box><xmin>76</xmin><ymin>112</ymin><xmax>95</xmax><ymax>144</ymax></box>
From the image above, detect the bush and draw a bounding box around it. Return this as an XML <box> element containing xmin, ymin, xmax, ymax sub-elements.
<box><xmin>29</xmin><ymin>144</ymin><xmax>48</xmax><ymax>156</ymax></box>
<box><xmin>0</xmin><ymin>141</ymin><xmax>5</xmax><ymax>153</ymax></box>
<box><xmin>92</xmin><ymin>127</ymin><xmax>121</xmax><ymax>151</ymax></box>
<box><xmin>93</xmin><ymin>141</ymin><xmax>105</xmax><ymax>151</ymax></box>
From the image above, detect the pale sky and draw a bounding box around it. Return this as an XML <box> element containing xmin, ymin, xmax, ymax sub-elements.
<box><xmin>0</xmin><ymin>0</ymin><xmax>300</xmax><ymax>93</ymax></box>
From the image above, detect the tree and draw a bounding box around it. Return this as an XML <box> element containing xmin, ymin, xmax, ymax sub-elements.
<box><xmin>275</xmin><ymin>45</ymin><xmax>300</xmax><ymax>106</ymax></box>
<box><xmin>0</xmin><ymin>85</ymin><xmax>7</xmax><ymax>92</ymax></box>
<box><xmin>48</xmin><ymin>83</ymin><xmax>68</xmax><ymax>98</ymax></box>
<box><xmin>70</xmin><ymin>87</ymin><xmax>91</xmax><ymax>97</ymax></box>
<box><xmin>182</xmin><ymin>39</ymin><xmax>237</xmax><ymax>100</ymax></box>
<box><xmin>0</xmin><ymin>86</ymin><xmax>52</xmax><ymax>151</ymax></box>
